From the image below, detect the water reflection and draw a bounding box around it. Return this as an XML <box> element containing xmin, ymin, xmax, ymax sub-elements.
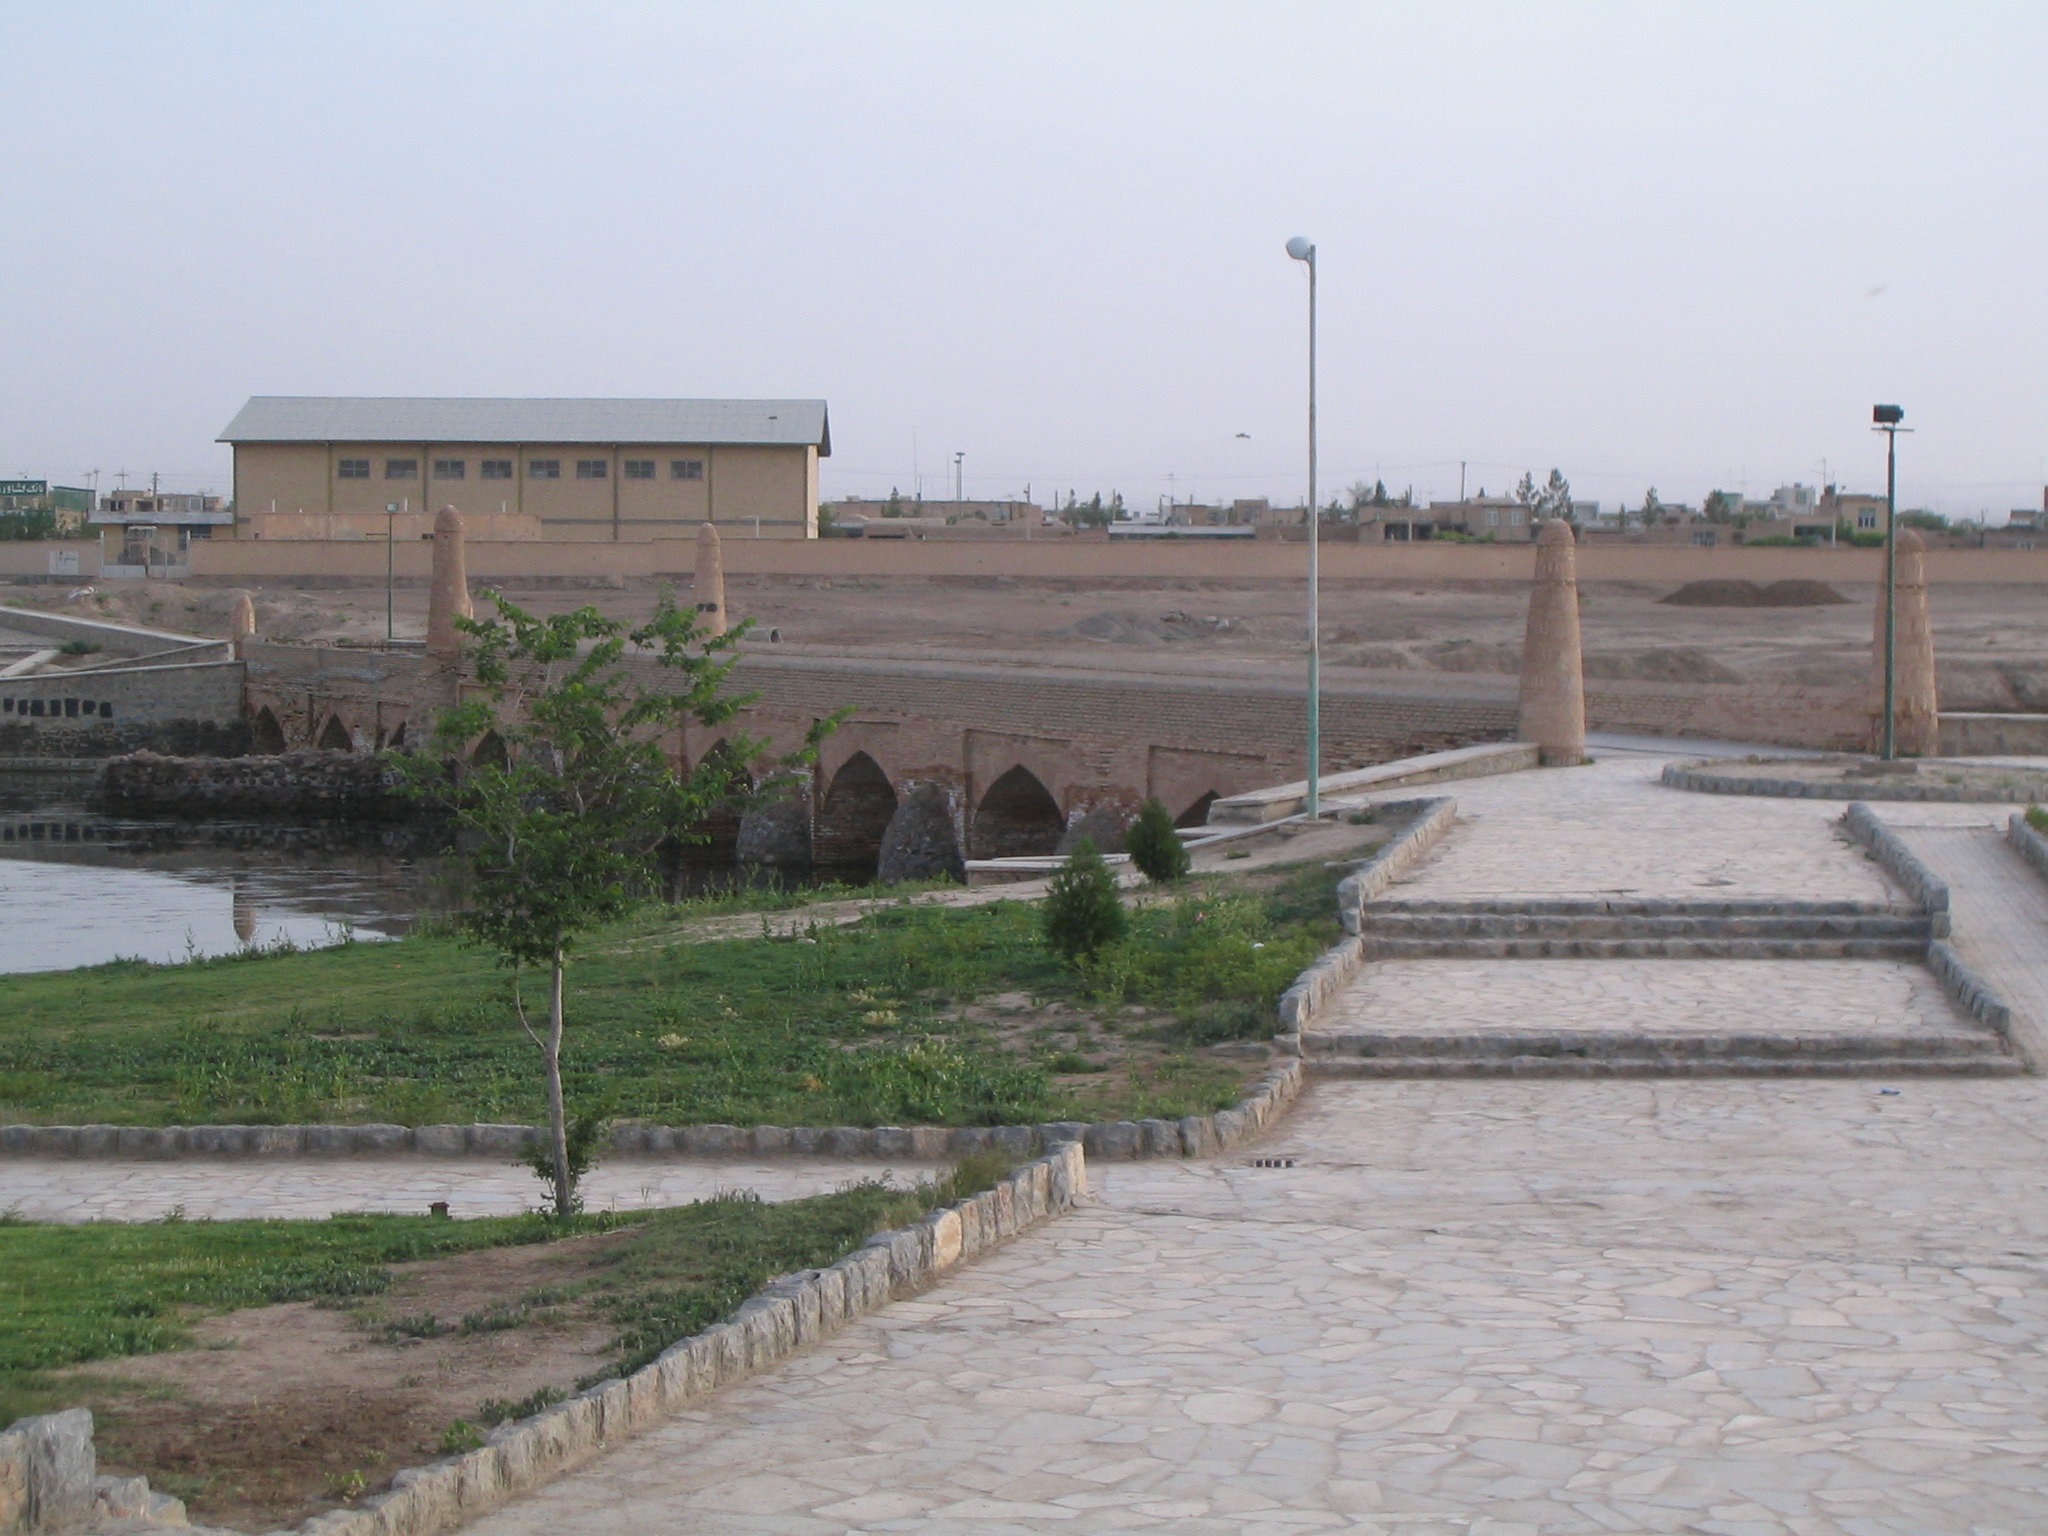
<box><xmin>0</xmin><ymin>772</ymin><xmax>444</xmax><ymax>974</ymax></box>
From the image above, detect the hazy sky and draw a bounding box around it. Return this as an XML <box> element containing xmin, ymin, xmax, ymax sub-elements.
<box><xmin>4</xmin><ymin>2</ymin><xmax>2044</xmax><ymax>517</ymax></box>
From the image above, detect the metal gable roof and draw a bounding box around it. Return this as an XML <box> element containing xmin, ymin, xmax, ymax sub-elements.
<box><xmin>218</xmin><ymin>397</ymin><xmax>830</xmax><ymax>454</ymax></box>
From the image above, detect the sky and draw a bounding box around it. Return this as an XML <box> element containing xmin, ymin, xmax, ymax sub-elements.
<box><xmin>3</xmin><ymin>2</ymin><xmax>2044</xmax><ymax>519</ymax></box>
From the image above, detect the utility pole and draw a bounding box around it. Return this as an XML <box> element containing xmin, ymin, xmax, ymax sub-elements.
<box><xmin>953</xmin><ymin>451</ymin><xmax>964</xmax><ymax>502</ymax></box>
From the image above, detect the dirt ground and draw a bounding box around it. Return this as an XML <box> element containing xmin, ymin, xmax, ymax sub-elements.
<box><xmin>78</xmin><ymin>1229</ymin><xmax>633</xmax><ymax>1530</ymax></box>
<box><xmin>9</xmin><ymin>572</ymin><xmax>2044</xmax><ymax>710</ymax></box>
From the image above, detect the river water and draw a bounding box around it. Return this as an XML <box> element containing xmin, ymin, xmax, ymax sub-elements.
<box><xmin>0</xmin><ymin>771</ymin><xmax>439</xmax><ymax>974</ymax></box>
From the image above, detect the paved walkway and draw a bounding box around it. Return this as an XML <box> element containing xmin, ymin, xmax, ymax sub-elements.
<box><xmin>465</xmin><ymin>1077</ymin><xmax>2048</xmax><ymax>1536</ymax></box>
<box><xmin>1375</xmin><ymin>757</ymin><xmax>1895</xmax><ymax>904</ymax></box>
<box><xmin>1322</xmin><ymin>957</ymin><xmax>1973</xmax><ymax>1042</ymax></box>
<box><xmin>1885</xmin><ymin>811</ymin><xmax>2048</xmax><ymax>1068</ymax></box>
<box><xmin>0</xmin><ymin>1157</ymin><xmax>946</xmax><ymax>1224</ymax></box>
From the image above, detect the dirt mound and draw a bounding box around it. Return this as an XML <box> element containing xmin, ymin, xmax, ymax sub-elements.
<box><xmin>1758</xmin><ymin>579</ymin><xmax>1849</xmax><ymax>606</ymax></box>
<box><xmin>1660</xmin><ymin>579</ymin><xmax>1849</xmax><ymax>608</ymax></box>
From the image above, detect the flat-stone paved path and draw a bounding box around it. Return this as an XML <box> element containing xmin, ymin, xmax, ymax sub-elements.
<box><xmin>463</xmin><ymin>1078</ymin><xmax>2048</xmax><ymax>1536</ymax></box>
<box><xmin>0</xmin><ymin>1157</ymin><xmax>946</xmax><ymax>1223</ymax></box>
<box><xmin>1321</xmin><ymin>957</ymin><xmax>1973</xmax><ymax>1041</ymax></box>
<box><xmin>1390</xmin><ymin>757</ymin><xmax>1894</xmax><ymax>903</ymax></box>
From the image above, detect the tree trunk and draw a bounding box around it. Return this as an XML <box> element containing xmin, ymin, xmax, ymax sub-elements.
<box><xmin>546</xmin><ymin>948</ymin><xmax>571</xmax><ymax>1219</ymax></box>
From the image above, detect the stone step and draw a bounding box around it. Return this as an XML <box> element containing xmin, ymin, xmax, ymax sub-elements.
<box><xmin>1360</xmin><ymin>898</ymin><xmax>1918</xmax><ymax>918</ymax></box>
<box><xmin>1303</xmin><ymin>1028</ymin><xmax>2011</xmax><ymax>1062</ymax></box>
<box><xmin>1357</xmin><ymin>914</ymin><xmax>1932</xmax><ymax>941</ymax></box>
<box><xmin>1305</xmin><ymin>1053</ymin><xmax>2026</xmax><ymax>1079</ymax></box>
<box><xmin>1356</xmin><ymin>936</ymin><xmax>1930</xmax><ymax>960</ymax></box>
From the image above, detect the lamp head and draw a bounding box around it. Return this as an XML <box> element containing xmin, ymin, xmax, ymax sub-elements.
<box><xmin>1873</xmin><ymin>404</ymin><xmax>1904</xmax><ymax>426</ymax></box>
<box><xmin>1285</xmin><ymin>236</ymin><xmax>1314</xmax><ymax>262</ymax></box>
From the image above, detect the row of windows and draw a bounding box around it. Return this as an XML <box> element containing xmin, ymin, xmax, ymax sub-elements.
<box><xmin>2</xmin><ymin>696</ymin><xmax>115</xmax><ymax>720</ymax></box>
<box><xmin>337</xmin><ymin>457</ymin><xmax>706</xmax><ymax>482</ymax></box>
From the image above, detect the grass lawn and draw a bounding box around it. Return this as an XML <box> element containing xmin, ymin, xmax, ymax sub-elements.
<box><xmin>0</xmin><ymin>864</ymin><xmax>1340</xmax><ymax>1130</ymax></box>
<box><xmin>2</xmin><ymin>1161</ymin><xmax>1006</xmax><ymax>1523</ymax></box>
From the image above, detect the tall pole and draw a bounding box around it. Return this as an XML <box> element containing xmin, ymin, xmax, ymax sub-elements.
<box><xmin>386</xmin><ymin>501</ymin><xmax>396</xmax><ymax>641</ymax></box>
<box><xmin>1881</xmin><ymin>426</ymin><xmax>1897</xmax><ymax>760</ymax></box>
<box><xmin>1287</xmin><ymin>237</ymin><xmax>1321</xmax><ymax>819</ymax></box>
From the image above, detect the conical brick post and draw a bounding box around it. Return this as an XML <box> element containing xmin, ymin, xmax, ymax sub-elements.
<box><xmin>1517</xmin><ymin>518</ymin><xmax>1587</xmax><ymax>766</ymax></box>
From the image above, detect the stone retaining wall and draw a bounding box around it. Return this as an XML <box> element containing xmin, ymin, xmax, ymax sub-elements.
<box><xmin>1</xmin><ymin>1061</ymin><xmax>1305</xmax><ymax>1165</ymax></box>
<box><xmin>92</xmin><ymin>748</ymin><xmax>412</xmax><ymax>818</ymax></box>
<box><xmin>1841</xmin><ymin>801</ymin><xmax>1952</xmax><ymax>929</ymax></box>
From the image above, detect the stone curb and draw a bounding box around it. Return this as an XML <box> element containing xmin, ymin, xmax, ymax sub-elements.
<box><xmin>4</xmin><ymin>1145</ymin><xmax>1089</xmax><ymax>1536</ymax></box>
<box><xmin>1840</xmin><ymin>801</ymin><xmax>1951</xmax><ymax>932</ymax></box>
<box><xmin>1664</xmin><ymin>761</ymin><xmax>2047</xmax><ymax>804</ymax></box>
<box><xmin>1926</xmin><ymin>940</ymin><xmax>2015</xmax><ymax>1041</ymax></box>
<box><xmin>1</xmin><ymin>1406</ymin><xmax>193</xmax><ymax>1535</ymax></box>
<box><xmin>0</xmin><ymin>1064</ymin><xmax>1304</xmax><ymax>1166</ymax></box>
<box><xmin>1332</xmin><ymin>796</ymin><xmax>1457</xmax><ymax>935</ymax></box>
<box><xmin>2007</xmin><ymin>813</ymin><xmax>2048</xmax><ymax>886</ymax></box>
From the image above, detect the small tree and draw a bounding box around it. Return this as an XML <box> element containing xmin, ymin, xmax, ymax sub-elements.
<box><xmin>1125</xmin><ymin>798</ymin><xmax>1189</xmax><ymax>883</ymax></box>
<box><xmin>402</xmin><ymin>592</ymin><xmax>832</xmax><ymax>1217</ymax></box>
<box><xmin>1042</xmin><ymin>837</ymin><xmax>1128</xmax><ymax>961</ymax></box>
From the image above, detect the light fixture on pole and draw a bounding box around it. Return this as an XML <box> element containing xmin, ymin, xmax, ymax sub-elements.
<box><xmin>1871</xmin><ymin>404</ymin><xmax>1910</xmax><ymax>759</ymax></box>
<box><xmin>1286</xmin><ymin>235</ymin><xmax>1321</xmax><ymax>818</ymax></box>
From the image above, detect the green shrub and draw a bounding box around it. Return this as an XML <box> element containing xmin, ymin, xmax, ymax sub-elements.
<box><xmin>2027</xmin><ymin>805</ymin><xmax>2048</xmax><ymax>835</ymax></box>
<box><xmin>1041</xmin><ymin>838</ymin><xmax>1127</xmax><ymax>962</ymax></box>
<box><xmin>1125</xmin><ymin>798</ymin><xmax>1190</xmax><ymax>883</ymax></box>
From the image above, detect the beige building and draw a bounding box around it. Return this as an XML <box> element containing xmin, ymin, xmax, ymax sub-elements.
<box><xmin>219</xmin><ymin>396</ymin><xmax>829</xmax><ymax>541</ymax></box>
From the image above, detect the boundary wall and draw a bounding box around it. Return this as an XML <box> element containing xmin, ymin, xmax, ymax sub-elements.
<box><xmin>183</xmin><ymin>537</ymin><xmax>2048</xmax><ymax>586</ymax></box>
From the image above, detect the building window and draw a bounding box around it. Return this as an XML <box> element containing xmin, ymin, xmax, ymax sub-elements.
<box><xmin>337</xmin><ymin>458</ymin><xmax>370</xmax><ymax>479</ymax></box>
<box><xmin>529</xmin><ymin>460</ymin><xmax>561</xmax><ymax>479</ymax></box>
<box><xmin>1486</xmin><ymin>509</ymin><xmax>1500</xmax><ymax>527</ymax></box>
<box><xmin>481</xmin><ymin>460</ymin><xmax>513</xmax><ymax>480</ymax></box>
<box><xmin>576</xmin><ymin>460</ymin><xmax>608</xmax><ymax>479</ymax></box>
<box><xmin>385</xmin><ymin>459</ymin><xmax>419</xmax><ymax>479</ymax></box>
<box><xmin>671</xmin><ymin>459</ymin><xmax>705</xmax><ymax>481</ymax></box>
<box><xmin>623</xmin><ymin>459</ymin><xmax>655</xmax><ymax>480</ymax></box>
<box><xmin>1857</xmin><ymin>511</ymin><xmax>1877</xmax><ymax>529</ymax></box>
<box><xmin>433</xmin><ymin>459</ymin><xmax>466</xmax><ymax>479</ymax></box>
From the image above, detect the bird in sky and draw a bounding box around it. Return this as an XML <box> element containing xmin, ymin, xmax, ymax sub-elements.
<box><xmin>1234</xmin><ymin>432</ymin><xmax>1251</xmax><ymax>439</ymax></box>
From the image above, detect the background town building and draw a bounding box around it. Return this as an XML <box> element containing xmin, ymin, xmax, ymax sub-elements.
<box><xmin>219</xmin><ymin>397</ymin><xmax>830</xmax><ymax>542</ymax></box>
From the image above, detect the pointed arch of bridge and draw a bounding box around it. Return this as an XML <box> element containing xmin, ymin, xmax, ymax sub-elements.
<box><xmin>250</xmin><ymin>706</ymin><xmax>287</xmax><ymax>754</ymax></box>
<box><xmin>470</xmin><ymin>729</ymin><xmax>508</xmax><ymax>768</ymax></box>
<box><xmin>682</xmin><ymin>739</ymin><xmax>751</xmax><ymax>867</ymax></box>
<box><xmin>814</xmin><ymin>750</ymin><xmax>898</xmax><ymax>881</ymax></box>
<box><xmin>317</xmin><ymin>713</ymin><xmax>353</xmax><ymax>752</ymax></box>
<box><xmin>971</xmin><ymin>764</ymin><xmax>1065</xmax><ymax>860</ymax></box>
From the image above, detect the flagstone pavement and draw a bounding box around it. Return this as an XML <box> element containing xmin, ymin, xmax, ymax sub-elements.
<box><xmin>464</xmin><ymin>1075</ymin><xmax>2048</xmax><ymax>1536</ymax></box>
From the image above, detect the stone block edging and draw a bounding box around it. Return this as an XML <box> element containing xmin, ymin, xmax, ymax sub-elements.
<box><xmin>1333</xmin><ymin>795</ymin><xmax>1458</xmax><ymax>934</ymax></box>
<box><xmin>1840</xmin><ymin>801</ymin><xmax>1951</xmax><ymax>930</ymax></box>
<box><xmin>2007</xmin><ymin>813</ymin><xmax>2048</xmax><ymax>886</ymax></box>
<box><xmin>5</xmin><ymin>1144</ymin><xmax>1088</xmax><ymax>1536</ymax></box>
<box><xmin>2</xmin><ymin>1406</ymin><xmax>190</xmax><ymax>1535</ymax></box>
<box><xmin>1665</xmin><ymin>760</ymin><xmax>2045</xmax><ymax>804</ymax></box>
<box><xmin>1927</xmin><ymin>940</ymin><xmax>2014</xmax><ymax>1041</ymax></box>
<box><xmin>0</xmin><ymin>1062</ymin><xmax>1304</xmax><ymax>1166</ymax></box>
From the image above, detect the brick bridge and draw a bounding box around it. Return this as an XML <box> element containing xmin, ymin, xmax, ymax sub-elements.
<box><xmin>240</xmin><ymin>641</ymin><xmax>1511</xmax><ymax>878</ymax></box>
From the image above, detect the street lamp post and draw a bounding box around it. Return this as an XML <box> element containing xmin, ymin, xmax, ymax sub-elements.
<box><xmin>1287</xmin><ymin>236</ymin><xmax>1321</xmax><ymax>819</ymax></box>
<box><xmin>385</xmin><ymin>501</ymin><xmax>400</xmax><ymax>641</ymax></box>
<box><xmin>1871</xmin><ymin>405</ymin><xmax>1908</xmax><ymax>759</ymax></box>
